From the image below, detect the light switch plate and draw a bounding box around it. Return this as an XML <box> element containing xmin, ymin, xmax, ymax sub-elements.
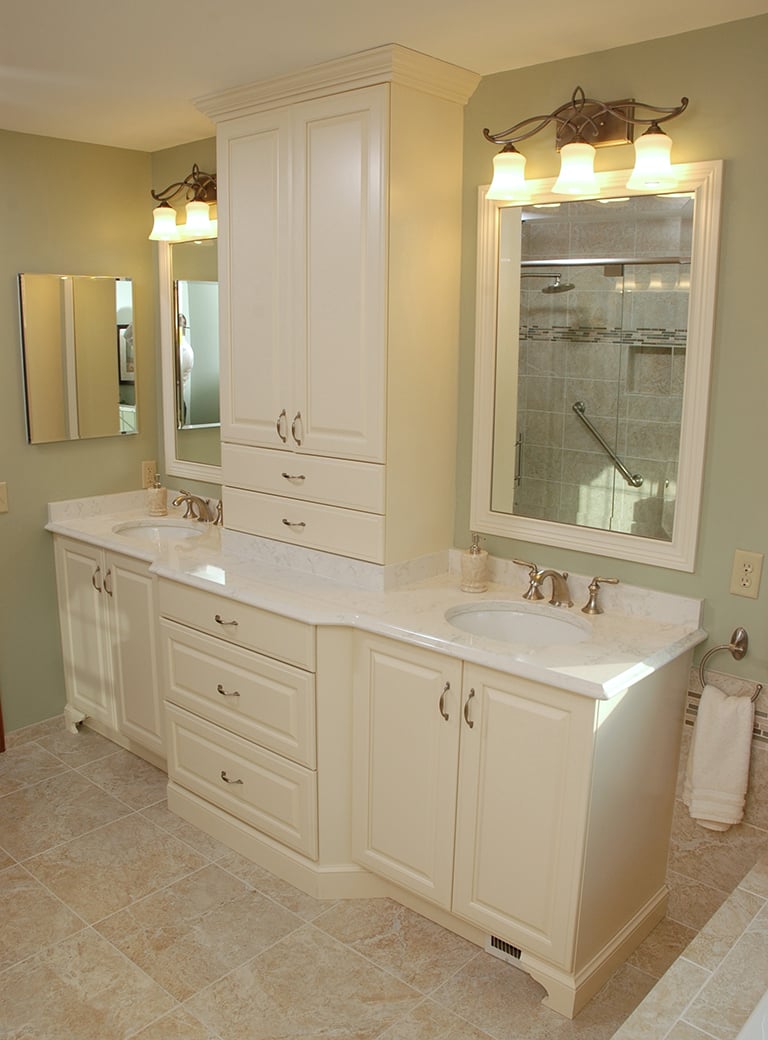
<box><xmin>0</xmin><ymin>482</ymin><xmax>7</xmax><ymax>513</ymax></box>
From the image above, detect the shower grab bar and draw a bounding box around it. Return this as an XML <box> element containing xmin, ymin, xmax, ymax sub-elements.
<box><xmin>572</xmin><ymin>401</ymin><xmax>644</xmax><ymax>488</ymax></box>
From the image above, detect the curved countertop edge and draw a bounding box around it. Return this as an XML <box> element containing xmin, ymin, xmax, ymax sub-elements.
<box><xmin>46</xmin><ymin>509</ymin><xmax>707</xmax><ymax>702</ymax></box>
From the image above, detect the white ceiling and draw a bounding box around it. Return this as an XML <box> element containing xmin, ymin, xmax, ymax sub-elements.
<box><xmin>3</xmin><ymin>0</ymin><xmax>767</xmax><ymax>152</ymax></box>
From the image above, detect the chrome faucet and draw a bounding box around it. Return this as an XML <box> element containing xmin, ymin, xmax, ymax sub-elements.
<box><xmin>172</xmin><ymin>489</ymin><xmax>215</xmax><ymax>522</ymax></box>
<box><xmin>513</xmin><ymin>559</ymin><xmax>573</xmax><ymax>607</ymax></box>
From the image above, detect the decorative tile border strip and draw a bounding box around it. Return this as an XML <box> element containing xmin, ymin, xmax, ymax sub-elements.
<box><xmin>522</xmin><ymin>324</ymin><xmax>688</xmax><ymax>348</ymax></box>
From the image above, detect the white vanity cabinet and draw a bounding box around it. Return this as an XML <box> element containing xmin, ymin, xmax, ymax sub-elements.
<box><xmin>53</xmin><ymin>535</ymin><xmax>164</xmax><ymax>759</ymax></box>
<box><xmin>198</xmin><ymin>46</ymin><xmax>480</xmax><ymax>564</ymax></box>
<box><xmin>159</xmin><ymin>580</ymin><xmax>320</xmax><ymax>858</ymax></box>
<box><xmin>352</xmin><ymin>632</ymin><xmax>689</xmax><ymax>1017</ymax></box>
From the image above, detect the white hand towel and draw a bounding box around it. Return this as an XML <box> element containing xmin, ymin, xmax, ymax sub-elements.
<box><xmin>683</xmin><ymin>683</ymin><xmax>755</xmax><ymax>831</ymax></box>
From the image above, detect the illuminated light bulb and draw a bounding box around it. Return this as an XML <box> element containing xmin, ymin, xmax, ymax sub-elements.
<box><xmin>553</xmin><ymin>140</ymin><xmax>599</xmax><ymax>195</ymax></box>
<box><xmin>486</xmin><ymin>145</ymin><xmax>529</xmax><ymax>201</ymax></box>
<box><xmin>626</xmin><ymin>124</ymin><xmax>677</xmax><ymax>191</ymax></box>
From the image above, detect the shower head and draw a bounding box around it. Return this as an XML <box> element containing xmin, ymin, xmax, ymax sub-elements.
<box><xmin>541</xmin><ymin>274</ymin><xmax>575</xmax><ymax>294</ymax></box>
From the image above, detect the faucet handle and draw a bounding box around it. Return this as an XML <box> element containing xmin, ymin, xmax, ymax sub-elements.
<box><xmin>581</xmin><ymin>576</ymin><xmax>620</xmax><ymax>615</ymax></box>
<box><xmin>513</xmin><ymin>559</ymin><xmax>544</xmax><ymax>601</ymax></box>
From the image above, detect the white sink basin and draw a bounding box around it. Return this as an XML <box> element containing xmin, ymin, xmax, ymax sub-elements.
<box><xmin>112</xmin><ymin>518</ymin><xmax>205</xmax><ymax>542</ymax></box>
<box><xmin>446</xmin><ymin>602</ymin><xmax>590</xmax><ymax>647</ymax></box>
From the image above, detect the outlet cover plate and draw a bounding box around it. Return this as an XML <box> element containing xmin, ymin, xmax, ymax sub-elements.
<box><xmin>730</xmin><ymin>549</ymin><xmax>764</xmax><ymax>599</ymax></box>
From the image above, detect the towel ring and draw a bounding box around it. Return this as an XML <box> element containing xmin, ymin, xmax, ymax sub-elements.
<box><xmin>698</xmin><ymin>627</ymin><xmax>763</xmax><ymax>702</ymax></box>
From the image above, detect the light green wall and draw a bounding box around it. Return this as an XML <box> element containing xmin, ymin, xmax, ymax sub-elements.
<box><xmin>457</xmin><ymin>15</ymin><xmax>768</xmax><ymax>674</ymax></box>
<box><xmin>0</xmin><ymin>130</ymin><xmax>158</xmax><ymax>731</ymax></box>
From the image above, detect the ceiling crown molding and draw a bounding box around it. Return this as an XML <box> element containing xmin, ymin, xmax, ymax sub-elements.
<box><xmin>195</xmin><ymin>44</ymin><xmax>480</xmax><ymax>122</ymax></box>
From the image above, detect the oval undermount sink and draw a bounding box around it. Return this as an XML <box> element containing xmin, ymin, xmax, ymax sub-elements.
<box><xmin>445</xmin><ymin>602</ymin><xmax>590</xmax><ymax>647</ymax></box>
<box><xmin>112</xmin><ymin>518</ymin><xmax>205</xmax><ymax>542</ymax></box>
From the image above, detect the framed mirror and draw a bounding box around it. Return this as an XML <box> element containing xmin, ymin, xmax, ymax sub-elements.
<box><xmin>470</xmin><ymin>160</ymin><xmax>722</xmax><ymax>571</ymax></box>
<box><xmin>18</xmin><ymin>274</ymin><xmax>136</xmax><ymax>443</ymax></box>
<box><xmin>159</xmin><ymin>240</ymin><xmax>221</xmax><ymax>482</ymax></box>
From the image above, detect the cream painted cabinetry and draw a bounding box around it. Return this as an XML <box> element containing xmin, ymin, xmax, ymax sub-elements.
<box><xmin>159</xmin><ymin>580</ymin><xmax>319</xmax><ymax>858</ymax></box>
<box><xmin>352</xmin><ymin>633</ymin><xmax>688</xmax><ymax>1017</ymax></box>
<box><xmin>53</xmin><ymin>536</ymin><xmax>164</xmax><ymax>759</ymax></box>
<box><xmin>198</xmin><ymin>46</ymin><xmax>480</xmax><ymax>564</ymax></box>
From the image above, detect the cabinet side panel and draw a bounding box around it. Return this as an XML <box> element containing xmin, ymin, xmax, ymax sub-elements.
<box><xmin>219</xmin><ymin>117</ymin><xmax>291</xmax><ymax>445</ymax></box>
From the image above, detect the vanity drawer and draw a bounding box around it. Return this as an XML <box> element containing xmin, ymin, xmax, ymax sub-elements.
<box><xmin>223</xmin><ymin>442</ymin><xmax>385</xmax><ymax>513</ymax></box>
<box><xmin>158</xmin><ymin>579</ymin><xmax>315</xmax><ymax>671</ymax></box>
<box><xmin>224</xmin><ymin>487</ymin><xmax>386</xmax><ymax>564</ymax></box>
<box><xmin>166</xmin><ymin>703</ymin><xmax>318</xmax><ymax>859</ymax></box>
<box><xmin>161</xmin><ymin>619</ymin><xmax>316</xmax><ymax>767</ymax></box>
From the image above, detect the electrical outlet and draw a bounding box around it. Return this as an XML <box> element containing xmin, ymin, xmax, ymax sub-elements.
<box><xmin>0</xmin><ymin>482</ymin><xmax>7</xmax><ymax>514</ymax></box>
<box><xmin>730</xmin><ymin>549</ymin><xmax>764</xmax><ymax>599</ymax></box>
<box><xmin>141</xmin><ymin>460</ymin><xmax>157</xmax><ymax>489</ymax></box>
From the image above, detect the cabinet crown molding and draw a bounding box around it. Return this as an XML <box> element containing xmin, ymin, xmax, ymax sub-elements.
<box><xmin>194</xmin><ymin>43</ymin><xmax>480</xmax><ymax>122</ymax></box>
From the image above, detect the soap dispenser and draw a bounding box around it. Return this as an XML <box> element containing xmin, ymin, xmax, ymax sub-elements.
<box><xmin>460</xmin><ymin>533</ymin><xmax>489</xmax><ymax>593</ymax></box>
<box><xmin>147</xmin><ymin>476</ymin><xmax>168</xmax><ymax>517</ymax></box>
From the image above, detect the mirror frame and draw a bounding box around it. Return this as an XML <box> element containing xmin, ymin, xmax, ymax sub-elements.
<box><xmin>470</xmin><ymin>160</ymin><xmax>723</xmax><ymax>571</ymax></box>
<box><xmin>158</xmin><ymin>241</ymin><xmax>222</xmax><ymax>483</ymax></box>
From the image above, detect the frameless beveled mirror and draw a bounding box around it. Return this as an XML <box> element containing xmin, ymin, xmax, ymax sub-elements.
<box><xmin>18</xmin><ymin>274</ymin><xmax>136</xmax><ymax>443</ymax></box>
<box><xmin>158</xmin><ymin>240</ymin><xmax>221</xmax><ymax>482</ymax></box>
<box><xmin>471</xmin><ymin>161</ymin><xmax>722</xmax><ymax>571</ymax></box>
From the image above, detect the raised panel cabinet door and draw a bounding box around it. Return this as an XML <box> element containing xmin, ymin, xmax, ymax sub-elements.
<box><xmin>54</xmin><ymin>538</ymin><xmax>114</xmax><ymax>727</ymax></box>
<box><xmin>292</xmin><ymin>87</ymin><xmax>387</xmax><ymax>461</ymax></box>
<box><xmin>452</xmin><ymin>666</ymin><xmax>595</xmax><ymax>967</ymax></box>
<box><xmin>108</xmin><ymin>553</ymin><xmax>163</xmax><ymax>756</ymax></box>
<box><xmin>218</xmin><ymin>106</ymin><xmax>294</xmax><ymax>448</ymax></box>
<box><xmin>352</xmin><ymin>635</ymin><xmax>462</xmax><ymax>908</ymax></box>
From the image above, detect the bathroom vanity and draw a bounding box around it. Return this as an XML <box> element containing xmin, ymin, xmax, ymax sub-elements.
<box><xmin>47</xmin><ymin>492</ymin><xmax>705</xmax><ymax>1017</ymax></box>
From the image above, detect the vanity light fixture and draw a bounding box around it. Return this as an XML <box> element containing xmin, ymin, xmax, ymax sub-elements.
<box><xmin>149</xmin><ymin>164</ymin><xmax>217</xmax><ymax>242</ymax></box>
<box><xmin>484</xmin><ymin>87</ymin><xmax>688</xmax><ymax>201</ymax></box>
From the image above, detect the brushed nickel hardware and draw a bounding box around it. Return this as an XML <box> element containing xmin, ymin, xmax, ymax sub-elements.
<box><xmin>464</xmin><ymin>689</ymin><xmax>475</xmax><ymax>728</ymax></box>
<box><xmin>514</xmin><ymin>559</ymin><xmax>544</xmax><ymax>600</ymax></box>
<box><xmin>217</xmin><ymin>683</ymin><xmax>240</xmax><ymax>698</ymax></box>
<box><xmin>213</xmin><ymin>499</ymin><xmax>224</xmax><ymax>525</ymax></box>
<box><xmin>581</xmin><ymin>576</ymin><xmax>619</xmax><ymax>615</ymax></box>
<box><xmin>282</xmin><ymin>519</ymin><xmax>306</xmax><ymax>529</ymax></box>
<box><xmin>214</xmin><ymin>614</ymin><xmax>239</xmax><ymax>627</ymax></box>
<box><xmin>172</xmin><ymin>489</ymin><xmax>215</xmax><ymax>521</ymax></box>
<box><xmin>291</xmin><ymin>411</ymin><xmax>303</xmax><ymax>446</ymax></box>
<box><xmin>282</xmin><ymin>472</ymin><xmax>306</xmax><ymax>483</ymax></box>
<box><xmin>572</xmin><ymin>401</ymin><xmax>643</xmax><ymax>488</ymax></box>
<box><xmin>439</xmin><ymin>682</ymin><xmax>450</xmax><ymax>721</ymax></box>
<box><xmin>103</xmin><ymin>568</ymin><xmax>113</xmax><ymax>597</ymax></box>
<box><xmin>276</xmin><ymin>409</ymin><xmax>288</xmax><ymax>443</ymax></box>
<box><xmin>91</xmin><ymin>566</ymin><xmax>103</xmax><ymax>592</ymax></box>
<box><xmin>698</xmin><ymin>628</ymin><xmax>763</xmax><ymax>702</ymax></box>
<box><xmin>220</xmin><ymin>770</ymin><xmax>243</xmax><ymax>785</ymax></box>
<box><xmin>514</xmin><ymin>560</ymin><xmax>572</xmax><ymax>607</ymax></box>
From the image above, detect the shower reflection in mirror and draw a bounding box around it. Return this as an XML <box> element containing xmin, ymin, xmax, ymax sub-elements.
<box><xmin>18</xmin><ymin>274</ymin><xmax>136</xmax><ymax>444</ymax></box>
<box><xmin>174</xmin><ymin>280</ymin><xmax>219</xmax><ymax>430</ymax></box>
<box><xmin>494</xmin><ymin>193</ymin><xmax>692</xmax><ymax>542</ymax></box>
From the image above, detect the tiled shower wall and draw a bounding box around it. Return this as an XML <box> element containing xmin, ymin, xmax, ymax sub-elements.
<box><xmin>667</xmin><ymin>668</ymin><xmax>768</xmax><ymax>932</ymax></box>
<box><xmin>513</xmin><ymin>198</ymin><xmax>692</xmax><ymax>539</ymax></box>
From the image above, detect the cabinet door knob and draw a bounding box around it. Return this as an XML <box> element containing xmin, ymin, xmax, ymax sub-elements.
<box><xmin>463</xmin><ymin>688</ymin><xmax>476</xmax><ymax>729</ymax></box>
<box><xmin>220</xmin><ymin>770</ymin><xmax>243</xmax><ymax>785</ymax></box>
<box><xmin>439</xmin><ymin>681</ymin><xmax>450</xmax><ymax>721</ymax></box>
<box><xmin>103</xmin><ymin>568</ymin><xmax>113</xmax><ymax>597</ymax></box>
<box><xmin>91</xmin><ymin>566</ymin><xmax>103</xmax><ymax>592</ymax></box>
<box><xmin>276</xmin><ymin>409</ymin><xmax>288</xmax><ymax>443</ymax></box>
<box><xmin>217</xmin><ymin>683</ymin><xmax>240</xmax><ymax>698</ymax></box>
<box><xmin>291</xmin><ymin>411</ymin><xmax>303</xmax><ymax>446</ymax></box>
<box><xmin>214</xmin><ymin>614</ymin><xmax>239</xmax><ymax>627</ymax></box>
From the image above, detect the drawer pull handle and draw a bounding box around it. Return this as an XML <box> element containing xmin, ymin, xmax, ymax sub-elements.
<box><xmin>281</xmin><ymin>472</ymin><xmax>306</xmax><ymax>483</ymax></box>
<box><xmin>439</xmin><ymin>681</ymin><xmax>450</xmax><ymax>721</ymax></box>
<box><xmin>463</xmin><ymin>688</ymin><xmax>476</xmax><ymax>729</ymax></box>
<box><xmin>103</xmin><ymin>568</ymin><xmax>113</xmax><ymax>597</ymax></box>
<box><xmin>91</xmin><ymin>566</ymin><xmax>103</xmax><ymax>592</ymax></box>
<box><xmin>220</xmin><ymin>770</ymin><xmax>243</xmax><ymax>785</ymax></box>
<box><xmin>282</xmin><ymin>519</ymin><xmax>306</xmax><ymax>529</ymax></box>
<box><xmin>291</xmin><ymin>411</ymin><xmax>303</xmax><ymax>446</ymax></box>
<box><xmin>217</xmin><ymin>683</ymin><xmax>240</xmax><ymax>698</ymax></box>
<box><xmin>276</xmin><ymin>409</ymin><xmax>288</xmax><ymax>443</ymax></box>
<box><xmin>214</xmin><ymin>614</ymin><xmax>239</xmax><ymax>627</ymax></box>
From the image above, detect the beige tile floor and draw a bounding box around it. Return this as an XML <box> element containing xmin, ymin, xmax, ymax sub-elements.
<box><xmin>0</xmin><ymin>719</ymin><xmax>695</xmax><ymax>1040</ymax></box>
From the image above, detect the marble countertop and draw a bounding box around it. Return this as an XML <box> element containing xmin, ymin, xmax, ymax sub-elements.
<box><xmin>47</xmin><ymin>491</ymin><xmax>707</xmax><ymax>701</ymax></box>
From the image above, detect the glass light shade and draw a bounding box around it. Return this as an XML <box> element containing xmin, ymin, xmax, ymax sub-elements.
<box><xmin>148</xmin><ymin>203</ymin><xmax>180</xmax><ymax>241</ymax></box>
<box><xmin>486</xmin><ymin>147</ymin><xmax>529</xmax><ymax>201</ymax></box>
<box><xmin>626</xmin><ymin>126</ymin><xmax>677</xmax><ymax>191</ymax></box>
<box><xmin>552</xmin><ymin>141</ymin><xmax>599</xmax><ymax>195</ymax></box>
<box><xmin>183</xmin><ymin>199</ymin><xmax>214</xmax><ymax>236</ymax></box>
